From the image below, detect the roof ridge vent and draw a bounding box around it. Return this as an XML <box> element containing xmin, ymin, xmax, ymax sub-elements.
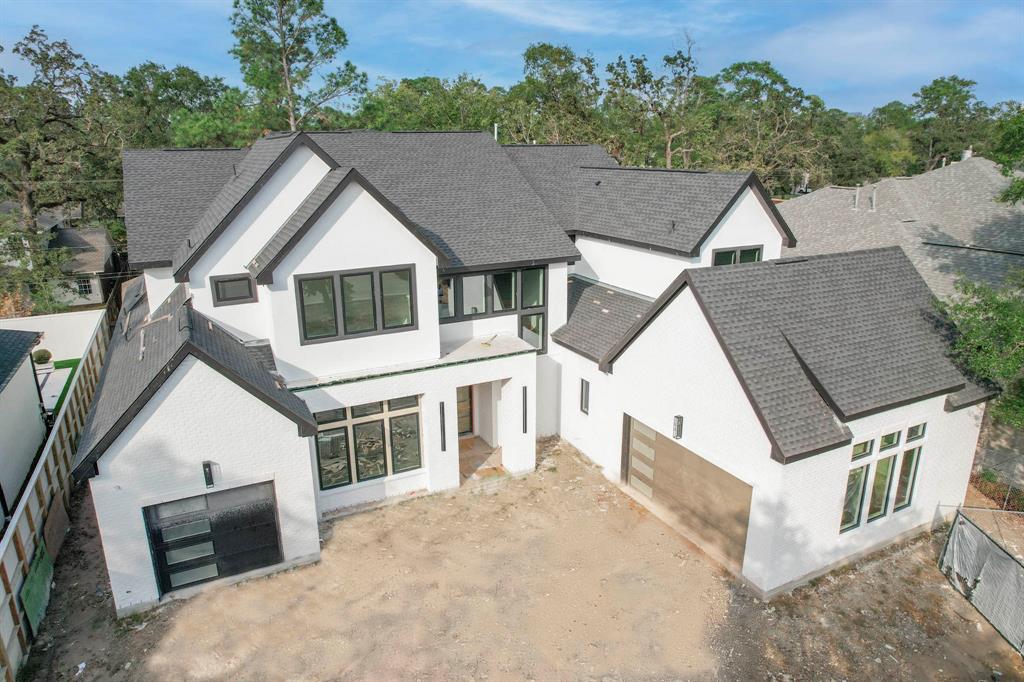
<box><xmin>773</xmin><ymin>257</ymin><xmax>808</xmax><ymax>265</ymax></box>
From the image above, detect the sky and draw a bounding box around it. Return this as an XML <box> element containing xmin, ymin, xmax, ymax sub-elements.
<box><xmin>1</xmin><ymin>0</ymin><xmax>1022</xmax><ymax>113</ymax></box>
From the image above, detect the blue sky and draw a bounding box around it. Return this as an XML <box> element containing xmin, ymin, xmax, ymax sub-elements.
<box><xmin>2</xmin><ymin>0</ymin><xmax>1022</xmax><ymax>113</ymax></box>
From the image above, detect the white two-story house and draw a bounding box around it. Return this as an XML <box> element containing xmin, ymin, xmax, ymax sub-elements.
<box><xmin>76</xmin><ymin>131</ymin><xmax>992</xmax><ymax>615</ymax></box>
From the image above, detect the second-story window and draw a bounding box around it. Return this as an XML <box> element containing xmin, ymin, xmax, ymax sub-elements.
<box><xmin>297</xmin><ymin>265</ymin><xmax>416</xmax><ymax>344</ymax></box>
<box><xmin>712</xmin><ymin>246</ymin><xmax>762</xmax><ymax>266</ymax></box>
<box><xmin>211</xmin><ymin>273</ymin><xmax>258</xmax><ymax>307</ymax></box>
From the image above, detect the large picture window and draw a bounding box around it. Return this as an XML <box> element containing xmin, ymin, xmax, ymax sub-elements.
<box><xmin>297</xmin><ymin>265</ymin><xmax>416</xmax><ymax>343</ymax></box>
<box><xmin>313</xmin><ymin>396</ymin><xmax>422</xmax><ymax>490</ymax></box>
<box><xmin>867</xmin><ymin>454</ymin><xmax>896</xmax><ymax>521</ymax></box>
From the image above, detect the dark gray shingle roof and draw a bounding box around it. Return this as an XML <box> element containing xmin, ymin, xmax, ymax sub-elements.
<box><xmin>551</xmin><ymin>277</ymin><xmax>651</xmax><ymax>362</ymax></box>
<box><xmin>503</xmin><ymin>144</ymin><xmax>619</xmax><ymax>229</ymax></box>
<box><xmin>73</xmin><ymin>278</ymin><xmax>315</xmax><ymax>480</ymax></box>
<box><xmin>572</xmin><ymin>167</ymin><xmax>772</xmax><ymax>255</ymax></box>
<box><xmin>51</xmin><ymin>227</ymin><xmax>114</xmax><ymax>274</ymax></box>
<box><xmin>604</xmin><ymin>248</ymin><xmax>985</xmax><ymax>462</ymax></box>
<box><xmin>780</xmin><ymin>157</ymin><xmax>1024</xmax><ymax>299</ymax></box>
<box><xmin>0</xmin><ymin>329</ymin><xmax>41</xmax><ymax>393</ymax></box>
<box><xmin>124</xmin><ymin>131</ymin><xmax>580</xmax><ymax>276</ymax></box>
<box><xmin>123</xmin><ymin>147</ymin><xmax>248</xmax><ymax>266</ymax></box>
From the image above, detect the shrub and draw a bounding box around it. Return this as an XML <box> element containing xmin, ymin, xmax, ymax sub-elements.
<box><xmin>32</xmin><ymin>349</ymin><xmax>52</xmax><ymax>364</ymax></box>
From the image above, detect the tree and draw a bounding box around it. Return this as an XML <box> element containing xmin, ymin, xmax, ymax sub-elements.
<box><xmin>713</xmin><ymin>61</ymin><xmax>826</xmax><ymax>194</ymax></box>
<box><xmin>170</xmin><ymin>87</ymin><xmax>266</xmax><ymax>147</ymax></box>
<box><xmin>0</xmin><ymin>27</ymin><xmax>107</xmax><ymax>230</ymax></box>
<box><xmin>0</xmin><ymin>212</ymin><xmax>71</xmax><ymax>316</ymax></box>
<box><xmin>605</xmin><ymin>37</ymin><xmax>702</xmax><ymax>168</ymax></box>
<box><xmin>503</xmin><ymin>43</ymin><xmax>601</xmax><ymax>144</ymax></box>
<box><xmin>990</xmin><ymin>105</ymin><xmax>1024</xmax><ymax>204</ymax></box>
<box><xmin>912</xmin><ymin>76</ymin><xmax>991</xmax><ymax>170</ymax></box>
<box><xmin>230</xmin><ymin>0</ymin><xmax>367</xmax><ymax>131</ymax></box>
<box><xmin>943</xmin><ymin>271</ymin><xmax>1024</xmax><ymax>428</ymax></box>
<box><xmin>116</xmin><ymin>62</ymin><xmax>228</xmax><ymax>147</ymax></box>
<box><xmin>355</xmin><ymin>75</ymin><xmax>504</xmax><ymax>132</ymax></box>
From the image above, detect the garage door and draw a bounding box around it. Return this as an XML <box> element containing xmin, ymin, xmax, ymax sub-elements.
<box><xmin>624</xmin><ymin>416</ymin><xmax>752</xmax><ymax>567</ymax></box>
<box><xmin>144</xmin><ymin>482</ymin><xmax>282</xmax><ymax>595</ymax></box>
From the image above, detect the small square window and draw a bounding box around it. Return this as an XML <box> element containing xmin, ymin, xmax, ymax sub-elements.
<box><xmin>713</xmin><ymin>250</ymin><xmax>736</xmax><ymax>266</ymax></box>
<box><xmin>212</xmin><ymin>274</ymin><xmax>256</xmax><ymax>305</ymax></box>
<box><xmin>76</xmin><ymin>277</ymin><xmax>93</xmax><ymax>296</ymax></box>
<box><xmin>880</xmin><ymin>431</ymin><xmax>901</xmax><ymax>451</ymax></box>
<box><xmin>907</xmin><ymin>423</ymin><xmax>926</xmax><ymax>441</ymax></box>
<box><xmin>852</xmin><ymin>439</ymin><xmax>873</xmax><ymax>460</ymax></box>
<box><xmin>739</xmin><ymin>247</ymin><xmax>762</xmax><ymax>263</ymax></box>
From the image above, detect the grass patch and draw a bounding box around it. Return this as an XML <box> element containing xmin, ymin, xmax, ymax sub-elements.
<box><xmin>52</xmin><ymin>358</ymin><xmax>80</xmax><ymax>416</ymax></box>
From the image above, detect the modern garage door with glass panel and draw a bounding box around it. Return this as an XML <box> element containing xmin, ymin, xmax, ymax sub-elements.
<box><xmin>624</xmin><ymin>415</ymin><xmax>753</xmax><ymax>567</ymax></box>
<box><xmin>144</xmin><ymin>482</ymin><xmax>282</xmax><ymax>595</ymax></box>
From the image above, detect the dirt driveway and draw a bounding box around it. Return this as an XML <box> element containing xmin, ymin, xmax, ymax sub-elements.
<box><xmin>24</xmin><ymin>440</ymin><xmax>1023</xmax><ymax>681</ymax></box>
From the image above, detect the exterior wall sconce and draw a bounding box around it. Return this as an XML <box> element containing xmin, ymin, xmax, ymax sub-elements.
<box><xmin>673</xmin><ymin>415</ymin><xmax>684</xmax><ymax>439</ymax></box>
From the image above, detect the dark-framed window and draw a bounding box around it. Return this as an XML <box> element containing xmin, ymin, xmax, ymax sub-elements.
<box><xmin>894</xmin><ymin>447</ymin><xmax>921</xmax><ymax>511</ymax></box>
<box><xmin>840</xmin><ymin>464</ymin><xmax>869</xmax><ymax>532</ymax></box>
<box><xmin>312</xmin><ymin>396</ymin><xmax>422</xmax><ymax>490</ymax></box>
<box><xmin>851</xmin><ymin>439</ymin><xmax>873</xmax><ymax>461</ymax></box>
<box><xmin>211</xmin><ymin>273</ymin><xmax>257</xmax><ymax>306</ymax></box>
<box><xmin>712</xmin><ymin>246</ymin><xmax>763</xmax><ymax>266</ymax></box>
<box><xmin>580</xmin><ymin>378</ymin><xmax>590</xmax><ymax>414</ymax></box>
<box><xmin>520</xmin><ymin>312</ymin><xmax>545</xmax><ymax>351</ymax></box>
<box><xmin>906</xmin><ymin>423</ymin><xmax>926</xmax><ymax>442</ymax></box>
<box><xmin>438</xmin><ymin>276</ymin><xmax>455</xmax><ymax>319</ymax></box>
<box><xmin>296</xmin><ymin>265</ymin><xmax>417</xmax><ymax>344</ymax></box>
<box><xmin>76</xmin><ymin>277</ymin><xmax>93</xmax><ymax>296</ymax></box>
<box><xmin>315</xmin><ymin>427</ymin><xmax>352</xmax><ymax>489</ymax></box>
<box><xmin>879</xmin><ymin>430</ymin><xmax>901</xmax><ymax>451</ymax></box>
<box><xmin>867</xmin><ymin>454</ymin><xmax>897</xmax><ymax>522</ymax></box>
<box><xmin>521</xmin><ymin>267</ymin><xmax>545</xmax><ymax>308</ymax></box>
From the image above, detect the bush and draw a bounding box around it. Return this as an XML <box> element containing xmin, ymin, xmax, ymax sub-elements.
<box><xmin>32</xmin><ymin>348</ymin><xmax>52</xmax><ymax>364</ymax></box>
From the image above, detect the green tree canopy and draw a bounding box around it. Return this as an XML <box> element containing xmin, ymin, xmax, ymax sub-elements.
<box><xmin>990</xmin><ymin>106</ymin><xmax>1024</xmax><ymax>204</ymax></box>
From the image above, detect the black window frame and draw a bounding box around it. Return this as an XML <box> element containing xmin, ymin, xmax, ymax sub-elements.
<box><xmin>340</xmin><ymin>271</ymin><xmax>378</xmax><ymax>336</ymax></box>
<box><xmin>295</xmin><ymin>264</ymin><xmax>418</xmax><ymax>345</ymax></box>
<box><xmin>711</xmin><ymin>244</ymin><xmax>764</xmax><ymax>267</ymax></box>
<box><xmin>352</xmin><ymin>419</ymin><xmax>388</xmax><ymax>482</ymax></box>
<box><xmin>906</xmin><ymin>422</ymin><xmax>926</xmax><ymax>442</ymax></box>
<box><xmin>519</xmin><ymin>311</ymin><xmax>547</xmax><ymax>353</ymax></box>
<box><xmin>866</xmin><ymin>454</ymin><xmax>898</xmax><ymax>523</ymax></box>
<box><xmin>438</xmin><ymin>265</ymin><xmax>548</xmax><ymax>324</ymax></box>
<box><xmin>839</xmin><ymin>463</ymin><xmax>870</xmax><ymax>533</ymax></box>
<box><xmin>879</xmin><ymin>430</ymin><xmax>901</xmax><ymax>451</ymax></box>
<box><xmin>580</xmin><ymin>378</ymin><xmax>590</xmax><ymax>414</ymax></box>
<box><xmin>314</xmin><ymin>425</ymin><xmax>353</xmax><ymax>490</ymax></box>
<box><xmin>893</xmin><ymin>446</ymin><xmax>922</xmax><ymax>512</ymax></box>
<box><xmin>389</xmin><ymin>412</ymin><xmax>422</xmax><ymax>474</ymax></box>
<box><xmin>211</xmin><ymin>273</ymin><xmax>258</xmax><ymax>307</ymax></box>
<box><xmin>851</xmin><ymin>439</ymin><xmax>874</xmax><ymax>461</ymax></box>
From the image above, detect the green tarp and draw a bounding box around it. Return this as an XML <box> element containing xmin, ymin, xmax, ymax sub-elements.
<box><xmin>19</xmin><ymin>541</ymin><xmax>53</xmax><ymax>635</ymax></box>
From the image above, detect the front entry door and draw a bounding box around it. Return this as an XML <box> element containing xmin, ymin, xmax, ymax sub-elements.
<box><xmin>457</xmin><ymin>386</ymin><xmax>473</xmax><ymax>436</ymax></box>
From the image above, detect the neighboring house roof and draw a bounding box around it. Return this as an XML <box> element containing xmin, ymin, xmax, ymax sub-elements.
<box><xmin>0</xmin><ymin>329</ymin><xmax>41</xmax><ymax>393</ymax></box>
<box><xmin>503</xmin><ymin>144</ymin><xmax>620</xmax><ymax>229</ymax></box>
<box><xmin>73</xmin><ymin>278</ymin><xmax>316</xmax><ymax>481</ymax></box>
<box><xmin>599</xmin><ymin>248</ymin><xmax>993</xmax><ymax>463</ymax></box>
<box><xmin>124</xmin><ymin>131</ymin><xmax>581</xmax><ymax>275</ymax></box>
<box><xmin>0</xmin><ymin>201</ymin><xmax>63</xmax><ymax>231</ymax></box>
<box><xmin>122</xmin><ymin>147</ymin><xmax>249</xmax><ymax>267</ymax></box>
<box><xmin>551</xmin><ymin>276</ymin><xmax>652</xmax><ymax>363</ymax></box>
<box><xmin>780</xmin><ymin>157</ymin><xmax>1024</xmax><ymax>299</ymax></box>
<box><xmin>50</xmin><ymin>227</ymin><xmax>114</xmax><ymax>275</ymax></box>
<box><xmin>247</xmin><ymin>167</ymin><xmax>449</xmax><ymax>284</ymax></box>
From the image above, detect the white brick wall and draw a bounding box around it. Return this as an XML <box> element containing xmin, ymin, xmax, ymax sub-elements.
<box><xmin>89</xmin><ymin>356</ymin><xmax>321</xmax><ymax>615</ymax></box>
<box><xmin>553</xmin><ymin>285</ymin><xmax>985</xmax><ymax>595</ymax></box>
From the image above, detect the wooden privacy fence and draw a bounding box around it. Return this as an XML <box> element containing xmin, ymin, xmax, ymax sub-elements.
<box><xmin>0</xmin><ymin>300</ymin><xmax>114</xmax><ymax>681</ymax></box>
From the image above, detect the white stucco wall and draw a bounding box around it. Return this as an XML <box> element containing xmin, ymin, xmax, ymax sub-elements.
<box><xmin>89</xmin><ymin>356</ymin><xmax>321</xmax><ymax>615</ymax></box>
<box><xmin>0</xmin><ymin>359</ymin><xmax>45</xmax><ymax>506</ymax></box>
<box><xmin>297</xmin><ymin>349</ymin><xmax>536</xmax><ymax>515</ymax></box>
<box><xmin>189</xmin><ymin>144</ymin><xmax>331</xmax><ymax>341</ymax></box>
<box><xmin>266</xmin><ymin>182</ymin><xmax>441</xmax><ymax>381</ymax></box>
<box><xmin>572</xmin><ymin>187</ymin><xmax>786</xmax><ymax>298</ymax></box>
<box><xmin>554</xmin><ymin>285</ymin><xmax>985</xmax><ymax>594</ymax></box>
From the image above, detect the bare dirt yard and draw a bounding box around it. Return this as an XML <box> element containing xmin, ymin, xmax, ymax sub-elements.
<box><xmin>23</xmin><ymin>440</ymin><xmax>1024</xmax><ymax>681</ymax></box>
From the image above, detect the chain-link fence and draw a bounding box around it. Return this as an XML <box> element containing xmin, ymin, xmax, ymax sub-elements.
<box><xmin>966</xmin><ymin>461</ymin><xmax>1024</xmax><ymax>513</ymax></box>
<box><xmin>941</xmin><ymin>511</ymin><xmax>1024</xmax><ymax>654</ymax></box>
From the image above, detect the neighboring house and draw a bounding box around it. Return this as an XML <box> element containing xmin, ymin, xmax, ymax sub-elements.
<box><xmin>76</xmin><ymin>130</ymin><xmax>992</xmax><ymax>616</ymax></box>
<box><xmin>0</xmin><ymin>201</ymin><xmax>117</xmax><ymax>308</ymax></box>
<box><xmin>778</xmin><ymin>154</ymin><xmax>1024</xmax><ymax>299</ymax></box>
<box><xmin>0</xmin><ymin>329</ymin><xmax>46</xmax><ymax>518</ymax></box>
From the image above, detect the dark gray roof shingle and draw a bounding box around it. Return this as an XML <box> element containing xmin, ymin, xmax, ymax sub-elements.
<box><xmin>551</xmin><ymin>277</ymin><xmax>652</xmax><ymax>362</ymax></box>
<box><xmin>124</xmin><ymin>131</ymin><xmax>580</xmax><ymax>276</ymax></box>
<box><xmin>51</xmin><ymin>227</ymin><xmax>114</xmax><ymax>274</ymax></box>
<box><xmin>73</xmin><ymin>278</ymin><xmax>315</xmax><ymax>480</ymax></box>
<box><xmin>603</xmin><ymin>248</ymin><xmax>984</xmax><ymax>462</ymax></box>
<box><xmin>0</xmin><ymin>329</ymin><xmax>41</xmax><ymax>393</ymax></box>
<box><xmin>503</xmin><ymin>144</ymin><xmax>619</xmax><ymax>229</ymax></box>
<box><xmin>123</xmin><ymin>147</ymin><xmax>247</xmax><ymax>266</ymax></box>
<box><xmin>572</xmin><ymin>167</ymin><xmax>755</xmax><ymax>255</ymax></box>
<box><xmin>780</xmin><ymin>157</ymin><xmax>1024</xmax><ymax>298</ymax></box>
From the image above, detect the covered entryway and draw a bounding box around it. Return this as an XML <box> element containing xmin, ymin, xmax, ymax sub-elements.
<box><xmin>623</xmin><ymin>415</ymin><xmax>752</xmax><ymax>568</ymax></box>
<box><xmin>144</xmin><ymin>481</ymin><xmax>282</xmax><ymax>595</ymax></box>
<box><xmin>457</xmin><ymin>381</ymin><xmax>505</xmax><ymax>483</ymax></box>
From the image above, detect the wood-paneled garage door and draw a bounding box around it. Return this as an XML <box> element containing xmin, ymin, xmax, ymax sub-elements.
<box><xmin>624</xmin><ymin>416</ymin><xmax>752</xmax><ymax>567</ymax></box>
